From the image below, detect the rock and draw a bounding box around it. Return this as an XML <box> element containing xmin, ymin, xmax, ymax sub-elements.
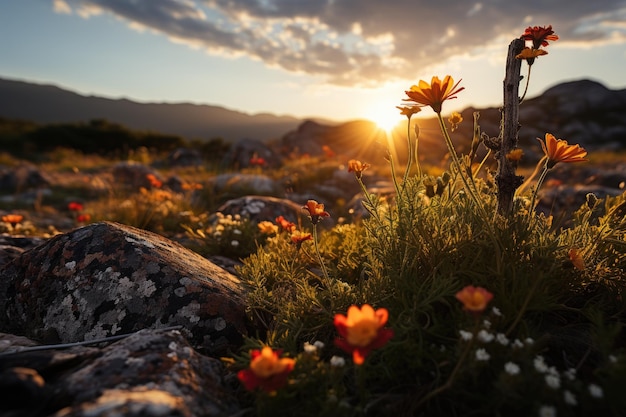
<box><xmin>210</xmin><ymin>173</ymin><xmax>281</xmax><ymax>196</ymax></box>
<box><xmin>0</xmin><ymin>329</ymin><xmax>240</xmax><ymax>417</ymax></box>
<box><xmin>0</xmin><ymin>163</ymin><xmax>51</xmax><ymax>191</ymax></box>
<box><xmin>214</xmin><ymin>195</ymin><xmax>305</xmax><ymax>224</ymax></box>
<box><xmin>0</xmin><ymin>235</ymin><xmax>47</xmax><ymax>268</ymax></box>
<box><xmin>166</xmin><ymin>147</ymin><xmax>204</xmax><ymax>167</ymax></box>
<box><xmin>0</xmin><ymin>222</ymin><xmax>248</xmax><ymax>354</ymax></box>
<box><xmin>222</xmin><ymin>138</ymin><xmax>282</xmax><ymax>169</ymax></box>
<box><xmin>111</xmin><ymin>162</ymin><xmax>163</xmax><ymax>190</ymax></box>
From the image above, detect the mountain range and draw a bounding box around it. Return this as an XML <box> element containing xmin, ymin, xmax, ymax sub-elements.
<box><xmin>0</xmin><ymin>77</ymin><xmax>323</xmax><ymax>142</ymax></box>
<box><xmin>1</xmin><ymin>77</ymin><xmax>625</xmax><ymax>154</ymax></box>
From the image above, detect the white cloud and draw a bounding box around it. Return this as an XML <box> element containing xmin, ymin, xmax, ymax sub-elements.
<box><xmin>56</xmin><ymin>0</ymin><xmax>626</xmax><ymax>86</ymax></box>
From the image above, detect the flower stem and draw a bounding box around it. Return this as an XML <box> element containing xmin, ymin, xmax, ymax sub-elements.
<box><xmin>312</xmin><ymin>223</ymin><xmax>331</xmax><ymax>287</ymax></box>
<box><xmin>519</xmin><ymin>64</ymin><xmax>532</xmax><ymax>104</ymax></box>
<box><xmin>527</xmin><ymin>163</ymin><xmax>549</xmax><ymax>223</ymax></box>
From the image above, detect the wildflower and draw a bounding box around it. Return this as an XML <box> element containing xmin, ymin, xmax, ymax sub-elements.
<box><xmin>330</xmin><ymin>355</ymin><xmax>346</xmax><ymax>367</ymax></box>
<box><xmin>506</xmin><ymin>148</ymin><xmax>524</xmax><ymax>162</ymax></box>
<box><xmin>534</xmin><ymin>355</ymin><xmax>548</xmax><ymax>373</ymax></box>
<box><xmin>302</xmin><ymin>200</ymin><xmax>330</xmax><ymax>225</ymax></box>
<box><xmin>68</xmin><ymin>202</ymin><xmax>84</xmax><ymax>212</ymax></box>
<box><xmin>491</xmin><ymin>306</ymin><xmax>502</xmax><ymax>317</ymax></box>
<box><xmin>275</xmin><ymin>216</ymin><xmax>296</xmax><ymax>233</ymax></box>
<box><xmin>396</xmin><ymin>105</ymin><xmax>421</xmax><ymax>118</ymax></box>
<box><xmin>512</xmin><ymin>339</ymin><xmax>524</xmax><ymax>349</ymax></box>
<box><xmin>521</xmin><ymin>25</ymin><xmax>559</xmax><ymax>49</ymax></box>
<box><xmin>448</xmin><ymin>111</ymin><xmax>463</xmax><ymax>132</ymax></box>
<box><xmin>322</xmin><ymin>145</ymin><xmax>335</xmax><ymax>158</ymax></box>
<box><xmin>459</xmin><ymin>330</ymin><xmax>473</xmax><ymax>341</ymax></box>
<box><xmin>568</xmin><ymin>248</ymin><xmax>585</xmax><ymax>270</ymax></box>
<box><xmin>455</xmin><ymin>285</ymin><xmax>494</xmax><ymax>314</ymax></box>
<box><xmin>538</xmin><ymin>133</ymin><xmax>588</xmax><ymax>169</ymax></box>
<box><xmin>563</xmin><ymin>368</ymin><xmax>576</xmax><ymax>381</ymax></box>
<box><xmin>347</xmin><ymin>159</ymin><xmax>371</xmax><ymax>179</ymax></box>
<box><xmin>545</xmin><ymin>374</ymin><xmax>561</xmax><ymax>389</ymax></box>
<box><xmin>231</xmin><ymin>240</ymin><xmax>239</xmax><ymax>247</ymax></box>
<box><xmin>483</xmin><ymin>319</ymin><xmax>491</xmax><ymax>329</ymax></box>
<box><xmin>334</xmin><ymin>304</ymin><xmax>394</xmax><ymax>365</ymax></box>
<box><xmin>313</xmin><ymin>340</ymin><xmax>325</xmax><ymax>350</ymax></box>
<box><xmin>475</xmin><ymin>348</ymin><xmax>490</xmax><ymax>361</ymax></box>
<box><xmin>237</xmin><ymin>346</ymin><xmax>295</xmax><ymax>393</ymax></box>
<box><xmin>504</xmin><ymin>362</ymin><xmax>520</xmax><ymax>375</ymax></box>
<box><xmin>258</xmin><ymin>221</ymin><xmax>278</xmax><ymax>235</ymax></box>
<box><xmin>404</xmin><ymin>75</ymin><xmax>465</xmax><ymax>114</ymax></box>
<box><xmin>564</xmin><ymin>390</ymin><xmax>577</xmax><ymax>406</ymax></box>
<box><xmin>496</xmin><ymin>333</ymin><xmax>509</xmax><ymax>346</ymax></box>
<box><xmin>538</xmin><ymin>405</ymin><xmax>556</xmax><ymax>417</ymax></box>
<box><xmin>76</xmin><ymin>213</ymin><xmax>91</xmax><ymax>223</ymax></box>
<box><xmin>249</xmin><ymin>155</ymin><xmax>266</xmax><ymax>166</ymax></box>
<box><xmin>146</xmin><ymin>173</ymin><xmax>162</xmax><ymax>188</ymax></box>
<box><xmin>516</xmin><ymin>47</ymin><xmax>548</xmax><ymax>64</ymax></box>
<box><xmin>2</xmin><ymin>214</ymin><xmax>24</xmax><ymax>225</ymax></box>
<box><xmin>303</xmin><ymin>342</ymin><xmax>317</xmax><ymax>354</ymax></box>
<box><xmin>525</xmin><ymin>337</ymin><xmax>535</xmax><ymax>345</ymax></box>
<box><xmin>477</xmin><ymin>330</ymin><xmax>494</xmax><ymax>343</ymax></box>
<box><xmin>290</xmin><ymin>230</ymin><xmax>312</xmax><ymax>247</ymax></box>
<box><xmin>588</xmin><ymin>383</ymin><xmax>603</xmax><ymax>398</ymax></box>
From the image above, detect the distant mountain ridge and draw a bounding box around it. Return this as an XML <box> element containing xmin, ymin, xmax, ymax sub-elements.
<box><xmin>0</xmin><ymin>77</ymin><xmax>320</xmax><ymax>142</ymax></box>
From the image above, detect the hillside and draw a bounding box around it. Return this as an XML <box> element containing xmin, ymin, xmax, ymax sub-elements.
<box><xmin>0</xmin><ymin>77</ymin><xmax>309</xmax><ymax>142</ymax></box>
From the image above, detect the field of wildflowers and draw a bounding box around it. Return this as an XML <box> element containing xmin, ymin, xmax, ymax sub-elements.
<box><xmin>1</xmin><ymin>25</ymin><xmax>625</xmax><ymax>417</ymax></box>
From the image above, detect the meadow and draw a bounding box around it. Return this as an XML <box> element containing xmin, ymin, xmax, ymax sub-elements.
<box><xmin>1</xmin><ymin>25</ymin><xmax>625</xmax><ymax>417</ymax></box>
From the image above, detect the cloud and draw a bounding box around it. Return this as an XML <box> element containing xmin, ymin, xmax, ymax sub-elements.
<box><xmin>58</xmin><ymin>0</ymin><xmax>626</xmax><ymax>86</ymax></box>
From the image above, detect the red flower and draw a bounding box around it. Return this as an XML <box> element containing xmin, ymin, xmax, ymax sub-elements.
<box><xmin>77</xmin><ymin>213</ymin><xmax>91</xmax><ymax>223</ymax></box>
<box><xmin>276</xmin><ymin>216</ymin><xmax>296</xmax><ymax>233</ymax></box>
<box><xmin>146</xmin><ymin>174</ymin><xmax>163</xmax><ymax>188</ymax></box>
<box><xmin>2</xmin><ymin>214</ymin><xmax>24</xmax><ymax>225</ymax></box>
<box><xmin>249</xmin><ymin>156</ymin><xmax>266</xmax><ymax>166</ymax></box>
<box><xmin>455</xmin><ymin>285</ymin><xmax>494</xmax><ymax>314</ymax></box>
<box><xmin>237</xmin><ymin>347</ymin><xmax>295</xmax><ymax>393</ymax></box>
<box><xmin>302</xmin><ymin>200</ymin><xmax>330</xmax><ymax>225</ymax></box>
<box><xmin>68</xmin><ymin>202</ymin><xmax>84</xmax><ymax>212</ymax></box>
<box><xmin>521</xmin><ymin>25</ymin><xmax>559</xmax><ymax>49</ymax></box>
<box><xmin>290</xmin><ymin>230</ymin><xmax>313</xmax><ymax>247</ymax></box>
<box><xmin>334</xmin><ymin>304</ymin><xmax>394</xmax><ymax>365</ymax></box>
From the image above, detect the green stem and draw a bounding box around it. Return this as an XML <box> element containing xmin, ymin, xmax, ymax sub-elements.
<box><xmin>527</xmin><ymin>164</ymin><xmax>549</xmax><ymax>223</ymax></box>
<box><xmin>356</xmin><ymin>176</ymin><xmax>382</xmax><ymax>225</ymax></box>
<box><xmin>312</xmin><ymin>223</ymin><xmax>331</xmax><ymax>287</ymax></box>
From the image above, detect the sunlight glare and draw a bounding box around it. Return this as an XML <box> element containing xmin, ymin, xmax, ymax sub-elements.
<box><xmin>364</xmin><ymin>101</ymin><xmax>403</xmax><ymax>133</ymax></box>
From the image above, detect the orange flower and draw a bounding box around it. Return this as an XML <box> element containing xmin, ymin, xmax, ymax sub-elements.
<box><xmin>521</xmin><ymin>25</ymin><xmax>559</xmax><ymax>49</ymax></box>
<box><xmin>322</xmin><ymin>145</ymin><xmax>335</xmax><ymax>158</ymax></box>
<box><xmin>538</xmin><ymin>133</ymin><xmax>588</xmax><ymax>169</ymax></box>
<box><xmin>237</xmin><ymin>347</ymin><xmax>295</xmax><ymax>393</ymax></box>
<box><xmin>2</xmin><ymin>214</ymin><xmax>24</xmax><ymax>225</ymax></box>
<box><xmin>334</xmin><ymin>304</ymin><xmax>394</xmax><ymax>365</ymax></box>
<box><xmin>448</xmin><ymin>111</ymin><xmax>463</xmax><ymax>132</ymax></box>
<box><xmin>404</xmin><ymin>75</ymin><xmax>464</xmax><ymax>114</ymax></box>
<box><xmin>455</xmin><ymin>285</ymin><xmax>494</xmax><ymax>314</ymax></box>
<box><xmin>302</xmin><ymin>200</ymin><xmax>330</xmax><ymax>225</ymax></box>
<box><xmin>146</xmin><ymin>174</ymin><xmax>163</xmax><ymax>188</ymax></box>
<box><xmin>568</xmin><ymin>248</ymin><xmax>585</xmax><ymax>271</ymax></box>
<box><xmin>290</xmin><ymin>230</ymin><xmax>313</xmax><ymax>247</ymax></box>
<box><xmin>347</xmin><ymin>159</ymin><xmax>371</xmax><ymax>179</ymax></box>
<box><xmin>396</xmin><ymin>105</ymin><xmax>421</xmax><ymax>118</ymax></box>
<box><xmin>275</xmin><ymin>216</ymin><xmax>296</xmax><ymax>233</ymax></box>
<box><xmin>516</xmin><ymin>47</ymin><xmax>548</xmax><ymax>60</ymax></box>
<box><xmin>68</xmin><ymin>202</ymin><xmax>84</xmax><ymax>212</ymax></box>
<box><xmin>257</xmin><ymin>221</ymin><xmax>278</xmax><ymax>235</ymax></box>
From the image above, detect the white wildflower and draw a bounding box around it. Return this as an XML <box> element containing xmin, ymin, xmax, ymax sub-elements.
<box><xmin>563</xmin><ymin>368</ymin><xmax>576</xmax><ymax>381</ymax></box>
<box><xmin>563</xmin><ymin>390</ymin><xmax>577</xmax><ymax>406</ymax></box>
<box><xmin>483</xmin><ymin>319</ymin><xmax>492</xmax><ymax>329</ymax></box>
<box><xmin>609</xmin><ymin>355</ymin><xmax>617</xmax><ymax>363</ymax></box>
<box><xmin>475</xmin><ymin>348</ymin><xmax>490</xmax><ymax>361</ymax></box>
<box><xmin>504</xmin><ymin>361</ymin><xmax>520</xmax><ymax>375</ymax></box>
<box><xmin>588</xmin><ymin>384</ymin><xmax>603</xmax><ymax>398</ymax></box>
<box><xmin>233</xmin><ymin>229</ymin><xmax>242</xmax><ymax>235</ymax></box>
<box><xmin>330</xmin><ymin>356</ymin><xmax>346</xmax><ymax>367</ymax></box>
<box><xmin>477</xmin><ymin>330</ymin><xmax>494</xmax><ymax>343</ymax></box>
<box><xmin>231</xmin><ymin>240</ymin><xmax>239</xmax><ymax>247</ymax></box>
<box><xmin>491</xmin><ymin>306</ymin><xmax>502</xmax><ymax>316</ymax></box>
<box><xmin>538</xmin><ymin>405</ymin><xmax>556</xmax><ymax>417</ymax></box>
<box><xmin>512</xmin><ymin>339</ymin><xmax>524</xmax><ymax>349</ymax></box>
<box><xmin>496</xmin><ymin>333</ymin><xmax>509</xmax><ymax>346</ymax></box>
<box><xmin>459</xmin><ymin>330</ymin><xmax>473</xmax><ymax>341</ymax></box>
<box><xmin>313</xmin><ymin>340</ymin><xmax>325</xmax><ymax>350</ymax></box>
<box><xmin>534</xmin><ymin>355</ymin><xmax>548</xmax><ymax>373</ymax></box>
<box><xmin>303</xmin><ymin>342</ymin><xmax>317</xmax><ymax>354</ymax></box>
<box><xmin>545</xmin><ymin>374</ymin><xmax>560</xmax><ymax>389</ymax></box>
<box><xmin>525</xmin><ymin>337</ymin><xmax>535</xmax><ymax>345</ymax></box>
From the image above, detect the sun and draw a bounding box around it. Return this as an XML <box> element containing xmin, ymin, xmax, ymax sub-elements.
<box><xmin>364</xmin><ymin>101</ymin><xmax>403</xmax><ymax>133</ymax></box>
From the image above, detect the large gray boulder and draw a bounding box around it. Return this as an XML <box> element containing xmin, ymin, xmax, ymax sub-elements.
<box><xmin>0</xmin><ymin>222</ymin><xmax>248</xmax><ymax>355</ymax></box>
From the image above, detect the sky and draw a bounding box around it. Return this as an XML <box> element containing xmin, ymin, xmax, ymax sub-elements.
<box><xmin>1</xmin><ymin>0</ymin><xmax>626</xmax><ymax>127</ymax></box>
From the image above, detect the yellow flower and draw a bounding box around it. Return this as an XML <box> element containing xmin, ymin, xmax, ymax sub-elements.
<box><xmin>516</xmin><ymin>47</ymin><xmax>548</xmax><ymax>60</ymax></box>
<box><xmin>538</xmin><ymin>133</ymin><xmax>588</xmax><ymax>169</ymax></box>
<box><xmin>568</xmin><ymin>248</ymin><xmax>585</xmax><ymax>271</ymax></box>
<box><xmin>404</xmin><ymin>76</ymin><xmax>464</xmax><ymax>114</ymax></box>
<box><xmin>396</xmin><ymin>105</ymin><xmax>421</xmax><ymax>118</ymax></box>
<box><xmin>506</xmin><ymin>148</ymin><xmax>524</xmax><ymax>161</ymax></box>
<box><xmin>448</xmin><ymin>111</ymin><xmax>463</xmax><ymax>132</ymax></box>
<box><xmin>257</xmin><ymin>221</ymin><xmax>278</xmax><ymax>235</ymax></box>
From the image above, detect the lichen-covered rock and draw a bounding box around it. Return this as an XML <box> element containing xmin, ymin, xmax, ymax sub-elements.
<box><xmin>0</xmin><ymin>222</ymin><xmax>248</xmax><ymax>354</ymax></box>
<box><xmin>0</xmin><ymin>329</ymin><xmax>240</xmax><ymax>417</ymax></box>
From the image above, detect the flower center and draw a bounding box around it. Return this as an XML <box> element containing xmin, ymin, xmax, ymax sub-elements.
<box><xmin>346</xmin><ymin>318</ymin><xmax>379</xmax><ymax>347</ymax></box>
